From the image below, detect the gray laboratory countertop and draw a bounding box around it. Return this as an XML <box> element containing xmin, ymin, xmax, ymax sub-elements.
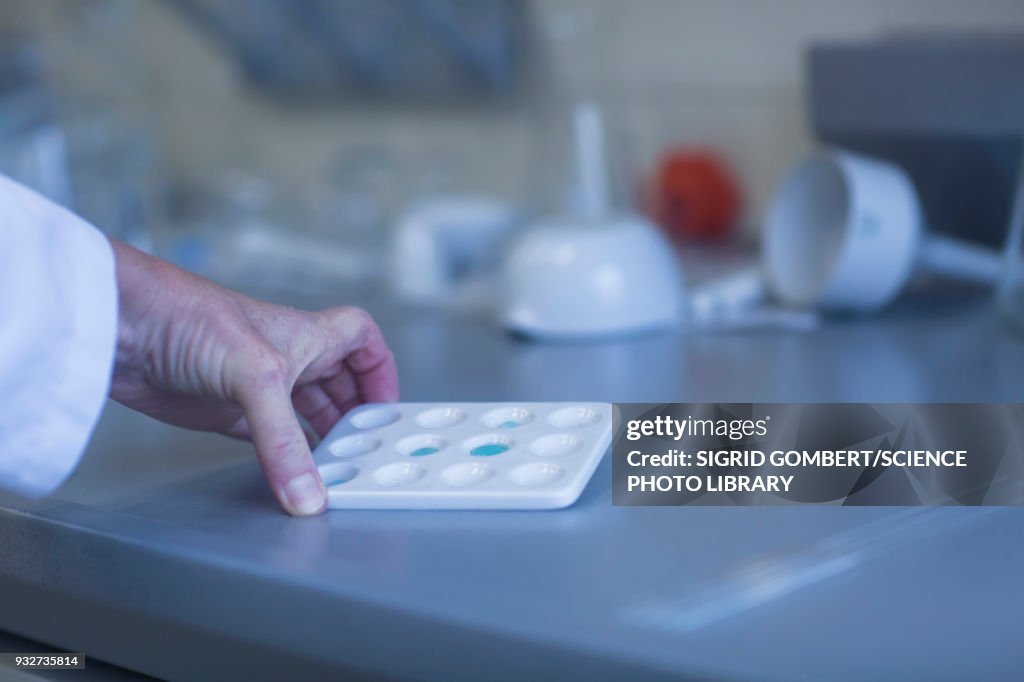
<box><xmin>1</xmin><ymin>292</ymin><xmax>1023</xmax><ymax>681</ymax></box>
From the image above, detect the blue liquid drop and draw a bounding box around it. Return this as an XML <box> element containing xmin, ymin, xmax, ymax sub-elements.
<box><xmin>497</xmin><ymin>421</ymin><xmax>520</xmax><ymax>429</ymax></box>
<box><xmin>471</xmin><ymin>443</ymin><xmax>509</xmax><ymax>456</ymax></box>
<box><xmin>410</xmin><ymin>446</ymin><xmax>439</xmax><ymax>457</ymax></box>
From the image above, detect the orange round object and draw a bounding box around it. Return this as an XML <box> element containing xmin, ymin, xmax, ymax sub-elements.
<box><xmin>650</xmin><ymin>149</ymin><xmax>740</xmax><ymax>242</ymax></box>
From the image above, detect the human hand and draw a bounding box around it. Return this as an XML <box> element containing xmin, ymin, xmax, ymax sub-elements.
<box><xmin>108</xmin><ymin>240</ymin><xmax>399</xmax><ymax>515</ymax></box>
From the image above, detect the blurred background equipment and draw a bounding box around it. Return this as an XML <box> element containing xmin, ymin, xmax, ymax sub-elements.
<box><xmin>390</xmin><ymin>195</ymin><xmax>519</xmax><ymax>308</ymax></box>
<box><xmin>501</xmin><ymin>102</ymin><xmax>684</xmax><ymax>339</ymax></box>
<box><xmin>809</xmin><ymin>33</ymin><xmax>1024</xmax><ymax>249</ymax></box>
<box><xmin>170</xmin><ymin>0</ymin><xmax>528</xmax><ymax>98</ymax></box>
<box><xmin>0</xmin><ymin>32</ymin><xmax>158</xmax><ymax>251</ymax></box>
<box><xmin>764</xmin><ymin>150</ymin><xmax>1000</xmax><ymax>313</ymax></box>
<box><xmin>810</xmin><ymin>33</ymin><xmax>1024</xmax><ymax>325</ymax></box>
<box><xmin>648</xmin><ymin>148</ymin><xmax>740</xmax><ymax>243</ymax></box>
<box><xmin>0</xmin><ymin>2</ymin><xmax>1023</xmax><ymax>324</ymax></box>
<box><xmin>0</xmin><ymin>35</ymin><xmax>70</xmax><ymax>205</ymax></box>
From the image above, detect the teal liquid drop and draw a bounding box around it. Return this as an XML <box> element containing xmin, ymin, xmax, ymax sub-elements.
<box><xmin>497</xmin><ymin>421</ymin><xmax>520</xmax><ymax>429</ymax></box>
<box><xmin>470</xmin><ymin>443</ymin><xmax>509</xmax><ymax>457</ymax></box>
<box><xmin>410</xmin><ymin>447</ymin><xmax>440</xmax><ymax>457</ymax></box>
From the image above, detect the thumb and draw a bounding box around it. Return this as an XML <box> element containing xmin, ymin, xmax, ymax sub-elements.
<box><xmin>239</xmin><ymin>385</ymin><xmax>326</xmax><ymax>516</ymax></box>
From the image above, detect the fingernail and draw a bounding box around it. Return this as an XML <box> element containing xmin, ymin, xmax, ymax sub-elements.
<box><xmin>283</xmin><ymin>473</ymin><xmax>326</xmax><ymax>515</ymax></box>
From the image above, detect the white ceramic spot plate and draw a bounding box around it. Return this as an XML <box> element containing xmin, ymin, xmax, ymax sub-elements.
<box><xmin>312</xmin><ymin>402</ymin><xmax>612</xmax><ymax>510</ymax></box>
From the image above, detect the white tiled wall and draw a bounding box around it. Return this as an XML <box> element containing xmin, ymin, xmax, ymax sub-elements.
<box><xmin>11</xmin><ymin>0</ymin><xmax>1024</xmax><ymax>233</ymax></box>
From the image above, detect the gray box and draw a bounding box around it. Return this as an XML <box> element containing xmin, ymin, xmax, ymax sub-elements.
<box><xmin>809</xmin><ymin>33</ymin><xmax>1024</xmax><ymax>247</ymax></box>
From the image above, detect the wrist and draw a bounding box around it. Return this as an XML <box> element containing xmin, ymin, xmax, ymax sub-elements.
<box><xmin>109</xmin><ymin>239</ymin><xmax>165</xmax><ymax>373</ymax></box>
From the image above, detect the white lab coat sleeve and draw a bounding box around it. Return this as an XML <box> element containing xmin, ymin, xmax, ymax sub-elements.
<box><xmin>0</xmin><ymin>174</ymin><xmax>118</xmax><ymax>497</ymax></box>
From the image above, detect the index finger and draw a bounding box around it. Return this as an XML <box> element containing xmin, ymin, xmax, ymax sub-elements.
<box><xmin>345</xmin><ymin>328</ymin><xmax>399</xmax><ymax>404</ymax></box>
<box><xmin>322</xmin><ymin>307</ymin><xmax>399</xmax><ymax>404</ymax></box>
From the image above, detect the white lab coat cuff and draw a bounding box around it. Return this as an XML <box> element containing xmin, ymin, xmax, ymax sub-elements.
<box><xmin>0</xmin><ymin>176</ymin><xmax>118</xmax><ymax>497</ymax></box>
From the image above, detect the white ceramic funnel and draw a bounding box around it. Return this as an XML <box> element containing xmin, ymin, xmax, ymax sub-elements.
<box><xmin>501</xmin><ymin>102</ymin><xmax>684</xmax><ymax>339</ymax></box>
<box><xmin>764</xmin><ymin>150</ymin><xmax>1000</xmax><ymax>312</ymax></box>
